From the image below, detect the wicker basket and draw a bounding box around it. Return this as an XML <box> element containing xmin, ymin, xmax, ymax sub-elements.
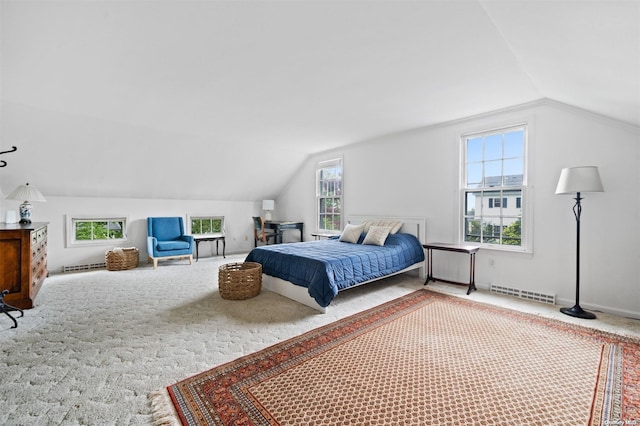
<box><xmin>218</xmin><ymin>262</ymin><xmax>262</xmax><ymax>300</ymax></box>
<box><xmin>105</xmin><ymin>248</ymin><xmax>139</xmax><ymax>271</ymax></box>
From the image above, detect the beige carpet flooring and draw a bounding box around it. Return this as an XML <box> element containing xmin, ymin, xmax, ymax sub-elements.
<box><xmin>1</xmin><ymin>253</ymin><xmax>638</xmax><ymax>425</ymax></box>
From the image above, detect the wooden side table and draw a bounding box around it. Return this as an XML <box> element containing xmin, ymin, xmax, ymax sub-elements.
<box><xmin>194</xmin><ymin>235</ymin><xmax>226</xmax><ymax>261</ymax></box>
<box><xmin>423</xmin><ymin>243</ymin><xmax>479</xmax><ymax>295</ymax></box>
<box><xmin>310</xmin><ymin>232</ymin><xmax>338</xmax><ymax>240</ymax></box>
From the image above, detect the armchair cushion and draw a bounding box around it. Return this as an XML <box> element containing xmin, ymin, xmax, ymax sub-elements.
<box><xmin>151</xmin><ymin>217</ymin><xmax>185</xmax><ymax>241</ymax></box>
<box><xmin>156</xmin><ymin>240</ymin><xmax>191</xmax><ymax>251</ymax></box>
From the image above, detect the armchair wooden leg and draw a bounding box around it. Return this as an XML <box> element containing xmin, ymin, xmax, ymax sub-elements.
<box><xmin>149</xmin><ymin>254</ymin><xmax>192</xmax><ymax>269</ymax></box>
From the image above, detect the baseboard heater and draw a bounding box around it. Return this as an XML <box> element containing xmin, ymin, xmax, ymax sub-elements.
<box><xmin>62</xmin><ymin>262</ymin><xmax>106</xmax><ymax>273</ymax></box>
<box><xmin>489</xmin><ymin>284</ymin><xmax>556</xmax><ymax>305</ymax></box>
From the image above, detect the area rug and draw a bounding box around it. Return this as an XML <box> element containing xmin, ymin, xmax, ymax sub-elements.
<box><xmin>150</xmin><ymin>290</ymin><xmax>640</xmax><ymax>425</ymax></box>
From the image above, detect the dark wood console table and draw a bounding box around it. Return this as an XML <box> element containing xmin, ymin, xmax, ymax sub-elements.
<box><xmin>264</xmin><ymin>221</ymin><xmax>304</xmax><ymax>243</ymax></box>
<box><xmin>194</xmin><ymin>234</ymin><xmax>225</xmax><ymax>261</ymax></box>
<box><xmin>423</xmin><ymin>242</ymin><xmax>479</xmax><ymax>295</ymax></box>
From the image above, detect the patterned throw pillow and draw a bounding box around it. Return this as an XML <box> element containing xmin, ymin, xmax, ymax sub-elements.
<box><xmin>362</xmin><ymin>225</ymin><xmax>391</xmax><ymax>246</ymax></box>
<box><xmin>339</xmin><ymin>224</ymin><xmax>365</xmax><ymax>244</ymax></box>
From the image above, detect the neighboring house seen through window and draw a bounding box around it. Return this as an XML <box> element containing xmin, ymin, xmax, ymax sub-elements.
<box><xmin>317</xmin><ymin>158</ymin><xmax>343</xmax><ymax>232</ymax></box>
<box><xmin>462</xmin><ymin>125</ymin><xmax>527</xmax><ymax>249</ymax></box>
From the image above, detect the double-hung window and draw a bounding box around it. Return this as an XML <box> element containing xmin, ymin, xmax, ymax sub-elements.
<box><xmin>462</xmin><ymin>125</ymin><xmax>527</xmax><ymax>249</ymax></box>
<box><xmin>317</xmin><ymin>158</ymin><xmax>343</xmax><ymax>232</ymax></box>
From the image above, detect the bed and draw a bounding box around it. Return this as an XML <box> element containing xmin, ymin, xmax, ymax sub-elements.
<box><xmin>245</xmin><ymin>216</ymin><xmax>426</xmax><ymax>312</ymax></box>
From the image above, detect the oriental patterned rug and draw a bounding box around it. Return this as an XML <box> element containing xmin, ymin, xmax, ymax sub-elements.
<box><xmin>150</xmin><ymin>290</ymin><xmax>640</xmax><ymax>425</ymax></box>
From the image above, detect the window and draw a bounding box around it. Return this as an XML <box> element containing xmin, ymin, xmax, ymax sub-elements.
<box><xmin>66</xmin><ymin>215</ymin><xmax>128</xmax><ymax>247</ymax></box>
<box><xmin>317</xmin><ymin>158</ymin><xmax>343</xmax><ymax>232</ymax></box>
<box><xmin>190</xmin><ymin>216</ymin><xmax>224</xmax><ymax>235</ymax></box>
<box><xmin>462</xmin><ymin>125</ymin><xmax>526</xmax><ymax>249</ymax></box>
<box><xmin>488</xmin><ymin>198</ymin><xmax>506</xmax><ymax>208</ymax></box>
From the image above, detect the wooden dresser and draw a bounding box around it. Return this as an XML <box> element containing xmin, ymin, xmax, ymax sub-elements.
<box><xmin>0</xmin><ymin>222</ymin><xmax>48</xmax><ymax>309</ymax></box>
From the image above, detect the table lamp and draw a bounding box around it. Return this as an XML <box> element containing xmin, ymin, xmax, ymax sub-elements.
<box><xmin>7</xmin><ymin>182</ymin><xmax>47</xmax><ymax>224</ymax></box>
<box><xmin>263</xmin><ymin>199</ymin><xmax>274</xmax><ymax>221</ymax></box>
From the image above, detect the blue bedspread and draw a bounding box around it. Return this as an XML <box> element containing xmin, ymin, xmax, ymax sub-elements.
<box><xmin>245</xmin><ymin>233</ymin><xmax>425</xmax><ymax>307</ymax></box>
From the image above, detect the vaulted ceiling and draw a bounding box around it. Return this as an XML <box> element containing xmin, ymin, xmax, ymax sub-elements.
<box><xmin>1</xmin><ymin>1</ymin><xmax>638</xmax><ymax>200</ymax></box>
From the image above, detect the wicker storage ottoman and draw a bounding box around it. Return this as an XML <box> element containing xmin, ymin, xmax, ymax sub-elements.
<box><xmin>218</xmin><ymin>262</ymin><xmax>262</xmax><ymax>300</ymax></box>
<box><xmin>105</xmin><ymin>247</ymin><xmax>139</xmax><ymax>271</ymax></box>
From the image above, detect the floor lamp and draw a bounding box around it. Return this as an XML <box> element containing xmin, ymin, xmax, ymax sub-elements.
<box><xmin>555</xmin><ymin>166</ymin><xmax>604</xmax><ymax>319</ymax></box>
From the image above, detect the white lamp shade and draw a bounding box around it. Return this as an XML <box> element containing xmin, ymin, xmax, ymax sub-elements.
<box><xmin>262</xmin><ymin>199</ymin><xmax>275</xmax><ymax>210</ymax></box>
<box><xmin>7</xmin><ymin>182</ymin><xmax>47</xmax><ymax>202</ymax></box>
<box><xmin>555</xmin><ymin>166</ymin><xmax>604</xmax><ymax>195</ymax></box>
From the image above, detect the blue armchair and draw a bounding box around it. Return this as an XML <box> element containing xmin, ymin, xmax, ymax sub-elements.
<box><xmin>147</xmin><ymin>217</ymin><xmax>194</xmax><ymax>269</ymax></box>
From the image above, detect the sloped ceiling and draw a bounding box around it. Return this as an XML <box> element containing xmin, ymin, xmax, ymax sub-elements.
<box><xmin>1</xmin><ymin>1</ymin><xmax>638</xmax><ymax>201</ymax></box>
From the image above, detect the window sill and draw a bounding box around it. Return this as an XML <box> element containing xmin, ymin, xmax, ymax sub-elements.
<box><xmin>68</xmin><ymin>238</ymin><xmax>129</xmax><ymax>248</ymax></box>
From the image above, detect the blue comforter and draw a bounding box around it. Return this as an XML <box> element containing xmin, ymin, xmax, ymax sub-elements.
<box><xmin>245</xmin><ymin>233</ymin><xmax>425</xmax><ymax>307</ymax></box>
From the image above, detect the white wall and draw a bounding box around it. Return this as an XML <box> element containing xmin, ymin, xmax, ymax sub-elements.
<box><xmin>1</xmin><ymin>99</ymin><xmax>637</xmax><ymax>318</ymax></box>
<box><xmin>277</xmin><ymin>100</ymin><xmax>640</xmax><ymax>319</ymax></box>
<box><xmin>0</xmin><ymin>196</ymin><xmax>263</xmax><ymax>273</ymax></box>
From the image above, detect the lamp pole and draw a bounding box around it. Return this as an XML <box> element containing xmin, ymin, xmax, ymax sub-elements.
<box><xmin>555</xmin><ymin>166</ymin><xmax>603</xmax><ymax>320</ymax></box>
<box><xmin>560</xmin><ymin>192</ymin><xmax>596</xmax><ymax>319</ymax></box>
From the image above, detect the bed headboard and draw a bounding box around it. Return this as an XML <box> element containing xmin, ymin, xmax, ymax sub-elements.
<box><xmin>345</xmin><ymin>215</ymin><xmax>426</xmax><ymax>244</ymax></box>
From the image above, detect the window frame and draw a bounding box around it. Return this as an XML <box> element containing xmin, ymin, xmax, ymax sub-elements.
<box><xmin>459</xmin><ymin>123</ymin><xmax>532</xmax><ymax>253</ymax></box>
<box><xmin>65</xmin><ymin>214</ymin><xmax>129</xmax><ymax>248</ymax></box>
<box><xmin>316</xmin><ymin>157</ymin><xmax>343</xmax><ymax>233</ymax></box>
<box><xmin>187</xmin><ymin>215</ymin><xmax>225</xmax><ymax>236</ymax></box>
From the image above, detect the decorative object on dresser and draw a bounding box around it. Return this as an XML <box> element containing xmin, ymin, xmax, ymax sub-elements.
<box><xmin>7</xmin><ymin>182</ymin><xmax>47</xmax><ymax>224</ymax></box>
<box><xmin>0</xmin><ymin>222</ymin><xmax>49</xmax><ymax>311</ymax></box>
<box><xmin>555</xmin><ymin>166</ymin><xmax>604</xmax><ymax>319</ymax></box>
<box><xmin>4</xmin><ymin>210</ymin><xmax>18</xmax><ymax>224</ymax></box>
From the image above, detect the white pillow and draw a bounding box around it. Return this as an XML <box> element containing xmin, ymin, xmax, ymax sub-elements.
<box><xmin>362</xmin><ymin>225</ymin><xmax>391</xmax><ymax>246</ymax></box>
<box><xmin>339</xmin><ymin>224</ymin><xmax>365</xmax><ymax>244</ymax></box>
<box><xmin>363</xmin><ymin>220</ymin><xmax>403</xmax><ymax>234</ymax></box>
